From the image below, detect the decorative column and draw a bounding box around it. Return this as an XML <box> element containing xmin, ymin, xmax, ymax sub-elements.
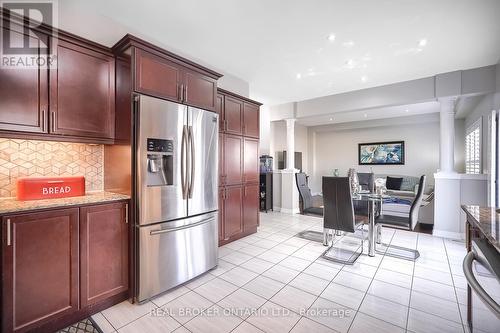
<box><xmin>438</xmin><ymin>97</ymin><xmax>456</xmax><ymax>174</ymax></box>
<box><xmin>285</xmin><ymin>118</ymin><xmax>296</xmax><ymax>170</ymax></box>
<box><xmin>280</xmin><ymin>119</ymin><xmax>299</xmax><ymax>214</ymax></box>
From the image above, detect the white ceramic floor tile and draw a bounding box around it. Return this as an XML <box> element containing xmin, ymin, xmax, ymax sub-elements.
<box><xmin>223</xmin><ymin>251</ymin><xmax>254</xmax><ymax>265</ymax></box>
<box><xmin>151</xmin><ymin>285</ymin><xmax>190</xmax><ymax>307</ymax></box>
<box><xmin>238</xmin><ymin>244</ymin><xmax>268</xmax><ymax>256</ymax></box>
<box><xmin>253</xmin><ymin>239</ymin><xmax>280</xmax><ymax>249</ymax></box>
<box><xmin>320</xmin><ymin>282</ymin><xmax>366</xmax><ymax>310</ymax></box>
<box><xmin>262</xmin><ymin>264</ymin><xmax>301</xmax><ymax>284</ymax></box>
<box><xmin>289</xmin><ymin>272</ymin><xmax>330</xmax><ymax>296</ymax></box>
<box><xmin>367</xmin><ymin>280</ymin><xmax>411</xmax><ymax>306</ymax></box>
<box><xmin>217</xmin><ymin>288</ymin><xmax>266</xmax><ymax>319</ymax></box>
<box><xmin>184</xmin><ymin>304</ymin><xmax>243</xmax><ymax>333</ymax></box>
<box><xmin>333</xmin><ymin>270</ymin><xmax>372</xmax><ymax>292</ymax></box>
<box><xmin>342</xmin><ymin>262</ymin><xmax>378</xmax><ymax>278</ymax></box>
<box><xmin>413</xmin><ymin>265</ymin><xmax>454</xmax><ymax>286</ymax></box>
<box><xmin>306</xmin><ymin>298</ymin><xmax>355</xmax><ymax>333</ymax></box>
<box><xmin>302</xmin><ymin>262</ymin><xmax>340</xmax><ymax>281</ymax></box>
<box><xmin>374</xmin><ymin>268</ymin><xmax>413</xmax><ymax>289</ymax></box>
<box><xmin>272</xmin><ymin>243</ymin><xmax>301</xmax><ymax>255</ymax></box>
<box><xmin>356</xmin><ymin>253</ymin><xmax>384</xmax><ymax>267</ymax></box>
<box><xmin>102</xmin><ymin>301</ymin><xmax>156</xmax><ymax>329</ymax></box>
<box><xmin>240</xmin><ymin>257</ymin><xmax>275</xmax><ymax>274</ymax></box>
<box><xmin>257</xmin><ymin>249</ymin><xmax>288</xmax><ymax>264</ymax></box>
<box><xmin>407</xmin><ymin>308</ymin><xmax>465</xmax><ymax>333</ymax></box>
<box><xmin>379</xmin><ymin>256</ymin><xmax>414</xmax><ymax>276</ymax></box>
<box><xmin>161</xmin><ymin>291</ymin><xmax>213</xmax><ymax>324</ymax></box>
<box><xmin>246</xmin><ymin>301</ymin><xmax>301</xmax><ymax>333</ymax></box>
<box><xmin>359</xmin><ymin>294</ymin><xmax>408</xmax><ymax>329</ymax></box>
<box><xmin>117</xmin><ymin>312</ymin><xmax>180</xmax><ymax>333</ymax></box>
<box><xmin>184</xmin><ymin>272</ymin><xmax>216</xmax><ymax>289</ymax></box>
<box><xmin>232</xmin><ymin>321</ymin><xmax>265</xmax><ymax>333</ymax></box>
<box><xmin>279</xmin><ymin>256</ymin><xmax>312</xmax><ymax>271</ymax></box>
<box><xmin>194</xmin><ymin>277</ymin><xmax>239</xmax><ymax>303</ymax></box>
<box><xmin>290</xmin><ymin>316</ymin><xmax>336</xmax><ymax>333</ymax></box>
<box><xmin>210</xmin><ymin>259</ymin><xmax>236</xmax><ymax>277</ymax></box>
<box><xmin>219</xmin><ymin>267</ymin><xmax>259</xmax><ymax>287</ymax></box>
<box><xmin>410</xmin><ymin>290</ymin><xmax>462</xmax><ymax>323</ymax></box>
<box><xmin>412</xmin><ymin>277</ymin><xmax>457</xmax><ymax>302</ymax></box>
<box><xmin>243</xmin><ymin>275</ymin><xmax>286</xmax><ymax>299</ymax></box>
<box><xmin>91</xmin><ymin>312</ymin><xmax>115</xmax><ymax>333</ymax></box>
<box><xmin>349</xmin><ymin>312</ymin><xmax>405</xmax><ymax>333</ymax></box>
<box><xmin>270</xmin><ymin>285</ymin><xmax>317</xmax><ymax>314</ymax></box>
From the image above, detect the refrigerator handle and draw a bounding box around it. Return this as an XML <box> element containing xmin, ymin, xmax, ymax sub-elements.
<box><xmin>188</xmin><ymin>125</ymin><xmax>195</xmax><ymax>198</ymax></box>
<box><xmin>181</xmin><ymin>125</ymin><xmax>188</xmax><ymax>199</ymax></box>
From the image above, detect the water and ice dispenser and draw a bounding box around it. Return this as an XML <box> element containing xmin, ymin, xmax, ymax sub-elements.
<box><xmin>146</xmin><ymin>138</ymin><xmax>174</xmax><ymax>186</ymax></box>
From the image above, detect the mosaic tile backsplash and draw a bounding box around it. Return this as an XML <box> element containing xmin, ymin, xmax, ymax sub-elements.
<box><xmin>0</xmin><ymin>139</ymin><xmax>104</xmax><ymax>198</ymax></box>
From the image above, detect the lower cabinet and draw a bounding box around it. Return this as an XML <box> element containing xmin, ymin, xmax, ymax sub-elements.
<box><xmin>243</xmin><ymin>183</ymin><xmax>259</xmax><ymax>231</ymax></box>
<box><xmin>80</xmin><ymin>202</ymin><xmax>129</xmax><ymax>307</ymax></box>
<box><xmin>1</xmin><ymin>201</ymin><xmax>129</xmax><ymax>333</ymax></box>
<box><xmin>222</xmin><ymin>186</ymin><xmax>243</xmax><ymax>240</ymax></box>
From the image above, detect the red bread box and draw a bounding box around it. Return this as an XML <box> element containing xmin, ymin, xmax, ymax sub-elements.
<box><xmin>17</xmin><ymin>176</ymin><xmax>86</xmax><ymax>201</ymax></box>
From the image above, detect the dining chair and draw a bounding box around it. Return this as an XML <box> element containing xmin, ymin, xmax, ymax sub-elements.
<box><xmin>321</xmin><ymin>176</ymin><xmax>366</xmax><ymax>264</ymax></box>
<box><xmin>296</xmin><ymin>172</ymin><xmax>323</xmax><ymax>216</ymax></box>
<box><xmin>375</xmin><ymin>175</ymin><xmax>426</xmax><ymax>260</ymax></box>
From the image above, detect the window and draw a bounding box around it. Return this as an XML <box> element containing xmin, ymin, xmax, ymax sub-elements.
<box><xmin>465</xmin><ymin>120</ymin><xmax>481</xmax><ymax>174</ymax></box>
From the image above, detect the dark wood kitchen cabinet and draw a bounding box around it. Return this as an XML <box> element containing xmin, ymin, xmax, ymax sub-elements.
<box><xmin>0</xmin><ymin>24</ymin><xmax>49</xmax><ymax>134</ymax></box>
<box><xmin>224</xmin><ymin>134</ymin><xmax>243</xmax><ymax>186</ymax></box>
<box><xmin>222</xmin><ymin>186</ymin><xmax>243</xmax><ymax>240</ymax></box>
<box><xmin>125</xmin><ymin>36</ymin><xmax>221</xmax><ymax>111</ymax></box>
<box><xmin>1</xmin><ymin>201</ymin><xmax>129</xmax><ymax>333</ymax></box>
<box><xmin>1</xmin><ymin>208</ymin><xmax>80</xmax><ymax>333</ymax></box>
<box><xmin>243</xmin><ymin>184</ymin><xmax>260</xmax><ymax>231</ymax></box>
<box><xmin>51</xmin><ymin>40</ymin><xmax>115</xmax><ymax>139</ymax></box>
<box><xmin>217</xmin><ymin>89</ymin><xmax>261</xmax><ymax>246</ymax></box>
<box><xmin>80</xmin><ymin>202</ymin><xmax>129</xmax><ymax>307</ymax></box>
<box><xmin>244</xmin><ymin>137</ymin><xmax>259</xmax><ymax>184</ymax></box>
<box><xmin>243</xmin><ymin>102</ymin><xmax>260</xmax><ymax>138</ymax></box>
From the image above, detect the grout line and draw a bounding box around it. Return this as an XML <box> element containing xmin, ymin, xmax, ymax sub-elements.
<box><xmin>404</xmin><ymin>231</ymin><xmax>419</xmax><ymax>331</ymax></box>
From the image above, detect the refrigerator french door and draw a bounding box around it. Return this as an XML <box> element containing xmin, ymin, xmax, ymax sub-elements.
<box><xmin>134</xmin><ymin>94</ymin><xmax>218</xmax><ymax>302</ymax></box>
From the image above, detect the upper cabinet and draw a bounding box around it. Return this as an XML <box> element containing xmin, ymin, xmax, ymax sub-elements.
<box><xmin>123</xmin><ymin>36</ymin><xmax>221</xmax><ymax>112</ymax></box>
<box><xmin>217</xmin><ymin>89</ymin><xmax>261</xmax><ymax>138</ymax></box>
<box><xmin>0</xmin><ymin>15</ymin><xmax>116</xmax><ymax>143</ymax></box>
<box><xmin>0</xmin><ymin>22</ymin><xmax>48</xmax><ymax>134</ymax></box>
<box><xmin>51</xmin><ymin>40</ymin><xmax>115</xmax><ymax>139</ymax></box>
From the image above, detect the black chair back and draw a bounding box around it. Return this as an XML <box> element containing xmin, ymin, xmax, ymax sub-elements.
<box><xmin>322</xmin><ymin>177</ymin><xmax>356</xmax><ymax>233</ymax></box>
<box><xmin>296</xmin><ymin>172</ymin><xmax>313</xmax><ymax>210</ymax></box>
<box><xmin>357</xmin><ymin>172</ymin><xmax>374</xmax><ymax>192</ymax></box>
<box><xmin>409</xmin><ymin>175</ymin><xmax>426</xmax><ymax>230</ymax></box>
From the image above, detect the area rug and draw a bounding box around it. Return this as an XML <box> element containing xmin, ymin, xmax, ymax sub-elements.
<box><xmin>58</xmin><ymin>318</ymin><xmax>102</xmax><ymax>333</ymax></box>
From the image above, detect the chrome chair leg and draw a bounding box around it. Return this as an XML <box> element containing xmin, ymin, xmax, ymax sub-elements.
<box><xmin>376</xmin><ymin>224</ymin><xmax>382</xmax><ymax>244</ymax></box>
<box><xmin>323</xmin><ymin>228</ymin><xmax>330</xmax><ymax>246</ymax></box>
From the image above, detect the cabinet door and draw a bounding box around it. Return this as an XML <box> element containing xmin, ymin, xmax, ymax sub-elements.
<box><xmin>183</xmin><ymin>69</ymin><xmax>217</xmax><ymax>111</ymax></box>
<box><xmin>243</xmin><ymin>103</ymin><xmax>259</xmax><ymax>138</ymax></box>
<box><xmin>0</xmin><ymin>25</ymin><xmax>48</xmax><ymax>133</ymax></box>
<box><xmin>224</xmin><ymin>96</ymin><xmax>243</xmax><ymax>135</ymax></box>
<box><xmin>224</xmin><ymin>134</ymin><xmax>243</xmax><ymax>185</ymax></box>
<box><xmin>216</xmin><ymin>93</ymin><xmax>224</xmax><ymax>132</ymax></box>
<box><xmin>2</xmin><ymin>208</ymin><xmax>79</xmax><ymax>333</ymax></box>
<box><xmin>218</xmin><ymin>188</ymin><xmax>225</xmax><ymax>242</ymax></box>
<box><xmin>135</xmin><ymin>48</ymin><xmax>182</xmax><ymax>102</ymax></box>
<box><xmin>51</xmin><ymin>40</ymin><xmax>115</xmax><ymax>139</ymax></box>
<box><xmin>243</xmin><ymin>184</ymin><xmax>259</xmax><ymax>231</ymax></box>
<box><xmin>243</xmin><ymin>138</ymin><xmax>259</xmax><ymax>183</ymax></box>
<box><xmin>223</xmin><ymin>186</ymin><xmax>243</xmax><ymax>239</ymax></box>
<box><xmin>80</xmin><ymin>202</ymin><xmax>129</xmax><ymax>307</ymax></box>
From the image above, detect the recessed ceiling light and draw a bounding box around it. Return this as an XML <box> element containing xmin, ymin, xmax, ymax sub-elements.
<box><xmin>329</xmin><ymin>118</ymin><xmax>333</xmax><ymax>121</ymax></box>
<box><xmin>296</xmin><ymin>73</ymin><xmax>302</xmax><ymax>79</ymax></box>
<box><xmin>361</xmin><ymin>76</ymin><xmax>368</xmax><ymax>82</ymax></box>
<box><xmin>418</xmin><ymin>39</ymin><xmax>427</xmax><ymax>47</ymax></box>
<box><xmin>345</xmin><ymin>59</ymin><xmax>355</xmax><ymax>68</ymax></box>
<box><xmin>364</xmin><ymin>113</ymin><xmax>368</xmax><ymax>118</ymax></box>
<box><xmin>328</xmin><ymin>34</ymin><xmax>336</xmax><ymax>42</ymax></box>
<box><xmin>342</xmin><ymin>40</ymin><xmax>355</xmax><ymax>47</ymax></box>
<box><xmin>405</xmin><ymin>109</ymin><xmax>409</xmax><ymax>113</ymax></box>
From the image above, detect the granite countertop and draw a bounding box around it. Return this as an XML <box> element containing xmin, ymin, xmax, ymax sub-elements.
<box><xmin>0</xmin><ymin>191</ymin><xmax>131</xmax><ymax>214</ymax></box>
<box><xmin>462</xmin><ymin>205</ymin><xmax>500</xmax><ymax>252</ymax></box>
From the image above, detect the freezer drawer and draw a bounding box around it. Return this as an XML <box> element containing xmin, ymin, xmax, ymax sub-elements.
<box><xmin>137</xmin><ymin>212</ymin><xmax>218</xmax><ymax>302</ymax></box>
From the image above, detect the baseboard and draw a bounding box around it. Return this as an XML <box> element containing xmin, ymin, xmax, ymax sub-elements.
<box><xmin>273</xmin><ymin>206</ymin><xmax>281</xmax><ymax>212</ymax></box>
<box><xmin>280</xmin><ymin>207</ymin><xmax>300</xmax><ymax>214</ymax></box>
<box><xmin>432</xmin><ymin>229</ymin><xmax>465</xmax><ymax>240</ymax></box>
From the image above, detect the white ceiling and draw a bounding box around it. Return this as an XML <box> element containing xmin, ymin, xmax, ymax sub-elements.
<box><xmin>58</xmin><ymin>0</ymin><xmax>500</xmax><ymax>106</ymax></box>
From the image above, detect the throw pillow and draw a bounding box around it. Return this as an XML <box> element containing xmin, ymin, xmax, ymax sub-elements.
<box><xmin>386</xmin><ymin>176</ymin><xmax>403</xmax><ymax>190</ymax></box>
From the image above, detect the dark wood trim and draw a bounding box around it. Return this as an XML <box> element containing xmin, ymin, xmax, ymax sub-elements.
<box><xmin>218</xmin><ymin>226</ymin><xmax>258</xmax><ymax>247</ymax></box>
<box><xmin>217</xmin><ymin>88</ymin><xmax>263</xmax><ymax>106</ymax></box>
<box><xmin>0</xmin><ymin>130</ymin><xmax>114</xmax><ymax>144</ymax></box>
<box><xmin>112</xmin><ymin>34</ymin><xmax>223</xmax><ymax>79</ymax></box>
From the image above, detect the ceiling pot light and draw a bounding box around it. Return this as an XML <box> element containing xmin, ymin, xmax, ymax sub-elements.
<box><xmin>345</xmin><ymin>59</ymin><xmax>355</xmax><ymax>68</ymax></box>
<box><xmin>418</xmin><ymin>38</ymin><xmax>427</xmax><ymax>47</ymax></box>
<box><xmin>361</xmin><ymin>76</ymin><xmax>368</xmax><ymax>82</ymax></box>
<box><xmin>342</xmin><ymin>40</ymin><xmax>355</xmax><ymax>47</ymax></box>
<box><xmin>296</xmin><ymin>73</ymin><xmax>302</xmax><ymax>79</ymax></box>
<box><xmin>329</xmin><ymin>118</ymin><xmax>333</xmax><ymax>121</ymax></box>
<box><xmin>364</xmin><ymin>114</ymin><xmax>368</xmax><ymax>118</ymax></box>
<box><xmin>328</xmin><ymin>34</ymin><xmax>336</xmax><ymax>42</ymax></box>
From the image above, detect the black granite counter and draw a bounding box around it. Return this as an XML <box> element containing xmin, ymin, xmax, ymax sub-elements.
<box><xmin>462</xmin><ymin>205</ymin><xmax>500</xmax><ymax>252</ymax></box>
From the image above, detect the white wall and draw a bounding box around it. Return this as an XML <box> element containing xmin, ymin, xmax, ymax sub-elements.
<box><xmin>307</xmin><ymin>120</ymin><xmax>464</xmax><ymax>194</ymax></box>
<box><xmin>269</xmin><ymin>121</ymin><xmax>308</xmax><ymax>173</ymax></box>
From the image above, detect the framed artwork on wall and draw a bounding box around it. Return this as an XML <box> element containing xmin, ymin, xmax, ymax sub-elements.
<box><xmin>358</xmin><ymin>141</ymin><xmax>405</xmax><ymax>165</ymax></box>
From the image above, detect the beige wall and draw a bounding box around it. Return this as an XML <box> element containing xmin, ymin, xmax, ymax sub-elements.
<box><xmin>0</xmin><ymin>139</ymin><xmax>103</xmax><ymax>198</ymax></box>
<box><xmin>270</xmin><ymin>120</ymin><xmax>309</xmax><ymax>173</ymax></box>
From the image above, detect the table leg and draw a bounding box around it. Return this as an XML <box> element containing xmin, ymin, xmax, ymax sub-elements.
<box><xmin>368</xmin><ymin>200</ymin><xmax>375</xmax><ymax>257</ymax></box>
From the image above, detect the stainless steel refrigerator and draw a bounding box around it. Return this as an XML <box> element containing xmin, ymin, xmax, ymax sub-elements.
<box><xmin>133</xmin><ymin>94</ymin><xmax>218</xmax><ymax>302</ymax></box>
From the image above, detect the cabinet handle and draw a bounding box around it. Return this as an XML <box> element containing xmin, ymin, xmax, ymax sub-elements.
<box><xmin>51</xmin><ymin>111</ymin><xmax>56</xmax><ymax>133</ymax></box>
<box><xmin>6</xmin><ymin>219</ymin><xmax>11</xmax><ymax>246</ymax></box>
<box><xmin>224</xmin><ymin>120</ymin><xmax>228</xmax><ymax>131</ymax></box>
<box><xmin>125</xmin><ymin>204</ymin><xmax>129</xmax><ymax>224</ymax></box>
<box><xmin>242</xmin><ymin>124</ymin><xmax>246</xmax><ymax>134</ymax></box>
<box><xmin>184</xmin><ymin>85</ymin><xmax>188</xmax><ymax>102</ymax></box>
<box><xmin>244</xmin><ymin>187</ymin><xmax>247</xmax><ymax>197</ymax></box>
<box><xmin>41</xmin><ymin>109</ymin><xmax>46</xmax><ymax>132</ymax></box>
<box><xmin>178</xmin><ymin>84</ymin><xmax>183</xmax><ymax>102</ymax></box>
